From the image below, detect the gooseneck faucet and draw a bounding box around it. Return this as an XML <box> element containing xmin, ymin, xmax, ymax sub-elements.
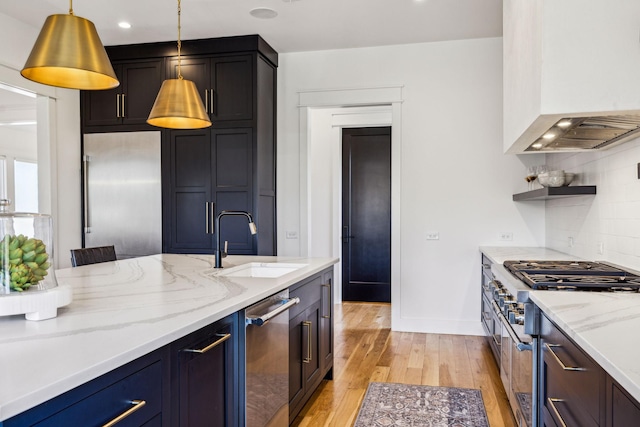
<box><xmin>215</xmin><ymin>210</ymin><xmax>257</xmax><ymax>268</ymax></box>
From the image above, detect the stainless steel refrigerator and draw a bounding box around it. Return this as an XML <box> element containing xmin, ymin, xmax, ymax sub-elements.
<box><xmin>83</xmin><ymin>131</ymin><xmax>162</xmax><ymax>259</ymax></box>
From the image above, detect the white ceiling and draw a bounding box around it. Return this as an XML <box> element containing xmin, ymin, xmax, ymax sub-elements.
<box><xmin>0</xmin><ymin>0</ymin><xmax>502</xmax><ymax>53</ymax></box>
<box><xmin>0</xmin><ymin>0</ymin><xmax>502</xmax><ymax>131</ymax></box>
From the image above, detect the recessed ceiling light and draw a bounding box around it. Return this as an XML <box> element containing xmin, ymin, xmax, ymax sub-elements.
<box><xmin>249</xmin><ymin>8</ymin><xmax>278</xmax><ymax>19</ymax></box>
<box><xmin>118</xmin><ymin>22</ymin><xmax>132</xmax><ymax>29</ymax></box>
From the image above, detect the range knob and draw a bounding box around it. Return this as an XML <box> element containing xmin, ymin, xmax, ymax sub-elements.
<box><xmin>494</xmin><ymin>289</ymin><xmax>509</xmax><ymax>300</ymax></box>
<box><xmin>509</xmin><ymin>311</ymin><xmax>525</xmax><ymax>325</ymax></box>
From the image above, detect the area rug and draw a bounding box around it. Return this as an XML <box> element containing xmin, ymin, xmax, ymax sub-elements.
<box><xmin>354</xmin><ymin>382</ymin><xmax>490</xmax><ymax>427</ymax></box>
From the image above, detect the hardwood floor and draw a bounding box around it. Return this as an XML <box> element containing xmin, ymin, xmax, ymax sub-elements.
<box><xmin>291</xmin><ymin>302</ymin><xmax>516</xmax><ymax>427</ymax></box>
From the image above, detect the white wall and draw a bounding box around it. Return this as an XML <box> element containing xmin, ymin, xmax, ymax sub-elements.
<box><xmin>277</xmin><ymin>38</ymin><xmax>546</xmax><ymax>334</ymax></box>
<box><xmin>0</xmin><ymin>13</ymin><xmax>81</xmax><ymax>268</ymax></box>
<box><xmin>546</xmin><ymin>136</ymin><xmax>640</xmax><ymax>270</ymax></box>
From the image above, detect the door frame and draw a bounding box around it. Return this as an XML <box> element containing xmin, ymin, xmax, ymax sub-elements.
<box><xmin>296</xmin><ymin>86</ymin><xmax>402</xmax><ymax>329</ymax></box>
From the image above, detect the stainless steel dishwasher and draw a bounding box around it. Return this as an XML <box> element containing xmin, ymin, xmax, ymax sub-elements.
<box><xmin>245</xmin><ymin>290</ymin><xmax>300</xmax><ymax>427</ymax></box>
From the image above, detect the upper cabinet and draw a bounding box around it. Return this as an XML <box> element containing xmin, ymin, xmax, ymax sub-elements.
<box><xmin>168</xmin><ymin>55</ymin><xmax>253</xmax><ymax>124</ymax></box>
<box><xmin>503</xmin><ymin>0</ymin><xmax>640</xmax><ymax>154</ymax></box>
<box><xmin>81</xmin><ymin>59</ymin><xmax>164</xmax><ymax>130</ymax></box>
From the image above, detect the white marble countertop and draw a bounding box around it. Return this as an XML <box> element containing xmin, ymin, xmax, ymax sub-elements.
<box><xmin>480</xmin><ymin>246</ymin><xmax>640</xmax><ymax>403</ymax></box>
<box><xmin>0</xmin><ymin>254</ymin><xmax>337</xmax><ymax>422</ymax></box>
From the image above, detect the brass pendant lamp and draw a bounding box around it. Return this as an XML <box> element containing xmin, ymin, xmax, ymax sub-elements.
<box><xmin>147</xmin><ymin>0</ymin><xmax>211</xmax><ymax>129</ymax></box>
<box><xmin>21</xmin><ymin>0</ymin><xmax>119</xmax><ymax>90</ymax></box>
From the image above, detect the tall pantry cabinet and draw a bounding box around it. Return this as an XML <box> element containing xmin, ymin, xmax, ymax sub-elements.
<box><xmin>80</xmin><ymin>36</ymin><xmax>277</xmax><ymax>257</ymax></box>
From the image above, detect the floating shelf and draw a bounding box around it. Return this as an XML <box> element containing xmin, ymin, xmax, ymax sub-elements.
<box><xmin>513</xmin><ymin>185</ymin><xmax>597</xmax><ymax>201</ymax></box>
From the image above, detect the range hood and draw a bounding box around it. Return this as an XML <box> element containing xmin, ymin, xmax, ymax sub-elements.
<box><xmin>503</xmin><ymin>0</ymin><xmax>640</xmax><ymax>154</ymax></box>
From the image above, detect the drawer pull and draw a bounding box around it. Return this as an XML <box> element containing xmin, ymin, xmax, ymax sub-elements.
<box><xmin>545</xmin><ymin>343</ymin><xmax>586</xmax><ymax>371</ymax></box>
<box><xmin>547</xmin><ymin>398</ymin><xmax>568</xmax><ymax>427</ymax></box>
<box><xmin>102</xmin><ymin>399</ymin><xmax>146</xmax><ymax>427</ymax></box>
<box><xmin>183</xmin><ymin>333</ymin><xmax>231</xmax><ymax>354</ymax></box>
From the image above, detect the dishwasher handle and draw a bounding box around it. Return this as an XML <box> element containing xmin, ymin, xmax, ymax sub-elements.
<box><xmin>246</xmin><ymin>297</ymin><xmax>300</xmax><ymax>326</ymax></box>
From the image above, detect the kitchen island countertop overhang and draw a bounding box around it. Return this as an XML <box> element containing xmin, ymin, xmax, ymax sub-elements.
<box><xmin>0</xmin><ymin>254</ymin><xmax>338</xmax><ymax>422</ymax></box>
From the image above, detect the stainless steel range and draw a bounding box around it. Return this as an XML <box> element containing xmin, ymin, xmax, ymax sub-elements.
<box><xmin>493</xmin><ymin>259</ymin><xmax>640</xmax><ymax>427</ymax></box>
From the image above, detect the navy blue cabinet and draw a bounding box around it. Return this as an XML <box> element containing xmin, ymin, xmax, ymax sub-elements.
<box><xmin>171</xmin><ymin>313</ymin><xmax>239</xmax><ymax>427</ymax></box>
<box><xmin>2</xmin><ymin>348</ymin><xmax>170</xmax><ymax>427</ymax></box>
<box><xmin>288</xmin><ymin>267</ymin><xmax>334</xmax><ymax>421</ymax></box>
<box><xmin>163</xmin><ymin>128</ymin><xmax>257</xmax><ymax>254</ymax></box>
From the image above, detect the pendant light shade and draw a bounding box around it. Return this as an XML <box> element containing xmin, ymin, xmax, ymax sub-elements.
<box><xmin>21</xmin><ymin>13</ymin><xmax>119</xmax><ymax>90</ymax></box>
<box><xmin>147</xmin><ymin>0</ymin><xmax>211</xmax><ymax>129</ymax></box>
<box><xmin>147</xmin><ymin>79</ymin><xmax>212</xmax><ymax>129</ymax></box>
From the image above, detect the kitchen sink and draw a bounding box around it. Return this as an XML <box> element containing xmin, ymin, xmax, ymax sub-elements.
<box><xmin>218</xmin><ymin>263</ymin><xmax>307</xmax><ymax>278</ymax></box>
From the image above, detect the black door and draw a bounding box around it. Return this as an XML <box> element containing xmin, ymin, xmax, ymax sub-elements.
<box><xmin>342</xmin><ymin>127</ymin><xmax>391</xmax><ymax>302</ymax></box>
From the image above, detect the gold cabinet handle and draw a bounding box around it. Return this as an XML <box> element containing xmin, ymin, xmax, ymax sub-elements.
<box><xmin>205</xmin><ymin>202</ymin><xmax>210</xmax><ymax>234</ymax></box>
<box><xmin>210</xmin><ymin>89</ymin><xmax>214</xmax><ymax>115</ymax></box>
<box><xmin>183</xmin><ymin>333</ymin><xmax>231</xmax><ymax>354</ymax></box>
<box><xmin>545</xmin><ymin>343</ymin><xmax>586</xmax><ymax>371</ymax></box>
<box><xmin>204</xmin><ymin>89</ymin><xmax>209</xmax><ymax>113</ymax></box>
<box><xmin>322</xmin><ymin>284</ymin><xmax>331</xmax><ymax>319</ymax></box>
<box><xmin>102</xmin><ymin>400</ymin><xmax>146</xmax><ymax>427</ymax></box>
<box><xmin>302</xmin><ymin>321</ymin><xmax>312</xmax><ymax>363</ymax></box>
<box><xmin>121</xmin><ymin>93</ymin><xmax>126</xmax><ymax>118</ymax></box>
<box><xmin>116</xmin><ymin>94</ymin><xmax>121</xmax><ymax>118</ymax></box>
<box><xmin>547</xmin><ymin>398</ymin><xmax>568</xmax><ymax>427</ymax></box>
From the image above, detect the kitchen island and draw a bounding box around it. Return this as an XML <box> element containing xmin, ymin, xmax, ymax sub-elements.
<box><xmin>0</xmin><ymin>254</ymin><xmax>337</xmax><ymax>423</ymax></box>
<box><xmin>481</xmin><ymin>246</ymin><xmax>640</xmax><ymax>425</ymax></box>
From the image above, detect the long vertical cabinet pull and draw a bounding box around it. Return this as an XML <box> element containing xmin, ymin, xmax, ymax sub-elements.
<box><xmin>210</xmin><ymin>90</ymin><xmax>215</xmax><ymax>116</ymax></box>
<box><xmin>121</xmin><ymin>94</ymin><xmax>126</xmax><ymax>118</ymax></box>
<box><xmin>205</xmin><ymin>202</ymin><xmax>216</xmax><ymax>234</ymax></box>
<box><xmin>204</xmin><ymin>89</ymin><xmax>209</xmax><ymax>113</ymax></box>
<box><xmin>205</xmin><ymin>202</ymin><xmax>211</xmax><ymax>233</ymax></box>
<box><xmin>116</xmin><ymin>94</ymin><xmax>121</xmax><ymax>118</ymax></box>
<box><xmin>322</xmin><ymin>284</ymin><xmax>331</xmax><ymax>319</ymax></box>
<box><xmin>302</xmin><ymin>321</ymin><xmax>312</xmax><ymax>363</ymax></box>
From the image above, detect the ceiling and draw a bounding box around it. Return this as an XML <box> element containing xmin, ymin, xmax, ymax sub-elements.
<box><xmin>0</xmin><ymin>0</ymin><xmax>502</xmax><ymax>53</ymax></box>
<box><xmin>0</xmin><ymin>0</ymin><xmax>502</xmax><ymax>134</ymax></box>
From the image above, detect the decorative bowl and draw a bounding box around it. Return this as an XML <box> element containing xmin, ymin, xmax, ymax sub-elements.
<box><xmin>563</xmin><ymin>173</ymin><xmax>575</xmax><ymax>186</ymax></box>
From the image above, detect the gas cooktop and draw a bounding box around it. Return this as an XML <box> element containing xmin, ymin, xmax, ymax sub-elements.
<box><xmin>503</xmin><ymin>260</ymin><xmax>640</xmax><ymax>291</ymax></box>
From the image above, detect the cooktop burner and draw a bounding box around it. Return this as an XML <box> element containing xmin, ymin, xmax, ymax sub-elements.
<box><xmin>503</xmin><ymin>260</ymin><xmax>640</xmax><ymax>291</ymax></box>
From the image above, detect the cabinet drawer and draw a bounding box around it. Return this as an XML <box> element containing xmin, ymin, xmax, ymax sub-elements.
<box><xmin>33</xmin><ymin>361</ymin><xmax>163</xmax><ymax>427</ymax></box>
<box><xmin>289</xmin><ymin>273</ymin><xmax>322</xmax><ymax>318</ymax></box>
<box><xmin>541</xmin><ymin>313</ymin><xmax>605</xmax><ymax>427</ymax></box>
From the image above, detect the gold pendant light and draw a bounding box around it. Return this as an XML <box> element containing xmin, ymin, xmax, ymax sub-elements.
<box><xmin>21</xmin><ymin>0</ymin><xmax>119</xmax><ymax>90</ymax></box>
<box><xmin>147</xmin><ymin>0</ymin><xmax>211</xmax><ymax>129</ymax></box>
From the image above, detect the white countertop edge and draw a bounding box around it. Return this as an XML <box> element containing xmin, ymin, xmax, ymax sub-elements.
<box><xmin>530</xmin><ymin>292</ymin><xmax>640</xmax><ymax>403</ymax></box>
<box><xmin>479</xmin><ymin>247</ymin><xmax>640</xmax><ymax>403</ymax></box>
<box><xmin>0</xmin><ymin>255</ymin><xmax>338</xmax><ymax>422</ymax></box>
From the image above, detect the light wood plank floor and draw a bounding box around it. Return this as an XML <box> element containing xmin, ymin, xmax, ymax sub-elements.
<box><xmin>291</xmin><ymin>302</ymin><xmax>516</xmax><ymax>427</ymax></box>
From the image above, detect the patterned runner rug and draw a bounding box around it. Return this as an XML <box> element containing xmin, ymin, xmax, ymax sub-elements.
<box><xmin>354</xmin><ymin>382</ymin><xmax>490</xmax><ymax>427</ymax></box>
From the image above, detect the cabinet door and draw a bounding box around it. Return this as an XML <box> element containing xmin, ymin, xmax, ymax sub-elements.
<box><xmin>82</xmin><ymin>59</ymin><xmax>163</xmax><ymax>128</ymax></box>
<box><xmin>177</xmin><ymin>316</ymin><xmax>236</xmax><ymax>427</ymax></box>
<box><xmin>212</xmin><ymin>128</ymin><xmax>255</xmax><ymax>254</ymax></box>
<box><xmin>167</xmin><ymin>57</ymin><xmax>211</xmax><ymax>114</ymax></box>
<box><xmin>288</xmin><ymin>301</ymin><xmax>321</xmax><ymax>418</ymax></box>
<box><xmin>165</xmin><ymin>129</ymin><xmax>215</xmax><ymax>253</ymax></box>
<box><xmin>211</xmin><ymin>55</ymin><xmax>253</xmax><ymax>122</ymax></box>
<box><xmin>609</xmin><ymin>379</ymin><xmax>640</xmax><ymax>426</ymax></box>
<box><xmin>319</xmin><ymin>270</ymin><xmax>333</xmax><ymax>376</ymax></box>
<box><xmin>121</xmin><ymin>60</ymin><xmax>163</xmax><ymax>125</ymax></box>
<box><xmin>82</xmin><ymin>65</ymin><xmax>123</xmax><ymax>127</ymax></box>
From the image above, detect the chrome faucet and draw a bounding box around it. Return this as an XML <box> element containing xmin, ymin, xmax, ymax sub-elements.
<box><xmin>214</xmin><ymin>210</ymin><xmax>257</xmax><ymax>268</ymax></box>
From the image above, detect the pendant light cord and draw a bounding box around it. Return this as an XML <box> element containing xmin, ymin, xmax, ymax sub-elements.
<box><xmin>177</xmin><ymin>0</ymin><xmax>183</xmax><ymax>80</ymax></box>
<box><xmin>69</xmin><ymin>0</ymin><xmax>74</xmax><ymax>15</ymax></box>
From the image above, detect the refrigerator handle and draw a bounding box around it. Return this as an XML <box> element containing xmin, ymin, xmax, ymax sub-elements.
<box><xmin>83</xmin><ymin>155</ymin><xmax>90</xmax><ymax>233</ymax></box>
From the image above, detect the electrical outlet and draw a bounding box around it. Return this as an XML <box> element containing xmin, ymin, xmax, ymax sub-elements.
<box><xmin>426</xmin><ymin>232</ymin><xmax>439</xmax><ymax>240</ymax></box>
<box><xmin>285</xmin><ymin>231</ymin><xmax>298</xmax><ymax>239</ymax></box>
<box><xmin>499</xmin><ymin>232</ymin><xmax>513</xmax><ymax>241</ymax></box>
<box><xmin>568</xmin><ymin>237</ymin><xmax>574</xmax><ymax>248</ymax></box>
<box><xmin>598</xmin><ymin>242</ymin><xmax>604</xmax><ymax>254</ymax></box>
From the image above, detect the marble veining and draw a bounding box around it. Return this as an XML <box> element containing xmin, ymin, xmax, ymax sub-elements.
<box><xmin>480</xmin><ymin>247</ymin><xmax>640</xmax><ymax>404</ymax></box>
<box><xmin>0</xmin><ymin>254</ymin><xmax>337</xmax><ymax>422</ymax></box>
